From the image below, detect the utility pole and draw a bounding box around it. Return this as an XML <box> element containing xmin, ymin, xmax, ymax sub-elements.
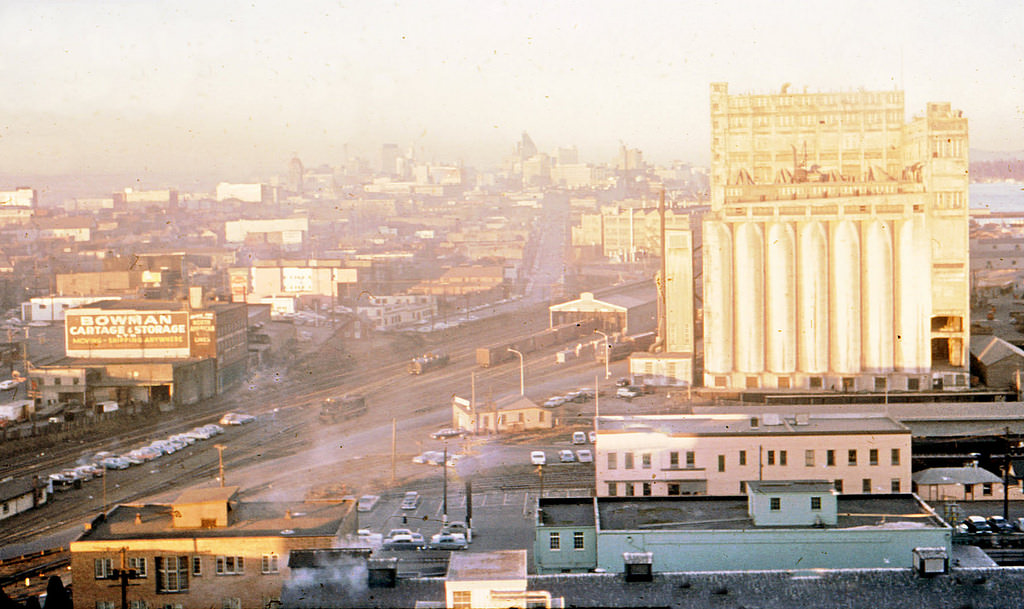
<box><xmin>1005</xmin><ymin>427</ymin><xmax>1012</xmax><ymax>520</ymax></box>
<box><xmin>442</xmin><ymin>442</ymin><xmax>448</xmax><ymax>525</ymax></box>
<box><xmin>214</xmin><ymin>444</ymin><xmax>226</xmax><ymax>487</ymax></box>
<box><xmin>595</xmin><ymin>330</ymin><xmax>611</xmax><ymax>379</ymax></box>
<box><xmin>508</xmin><ymin>348</ymin><xmax>524</xmax><ymax>395</ymax></box>
<box><xmin>391</xmin><ymin>418</ymin><xmax>397</xmax><ymax>484</ymax></box>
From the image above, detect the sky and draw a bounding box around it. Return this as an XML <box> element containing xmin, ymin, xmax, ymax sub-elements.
<box><xmin>0</xmin><ymin>0</ymin><xmax>1021</xmax><ymax>184</ymax></box>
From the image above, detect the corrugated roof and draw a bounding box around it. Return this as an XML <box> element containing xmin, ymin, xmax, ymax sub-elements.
<box><xmin>971</xmin><ymin>335</ymin><xmax>1024</xmax><ymax>366</ymax></box>
<box><xmin>912</xmin><ymin>467</ymin><xmax>1002</xmax><ymax>485</ymax></box>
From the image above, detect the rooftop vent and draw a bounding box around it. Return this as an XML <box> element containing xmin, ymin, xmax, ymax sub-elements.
<box><xmin>763</xmin><ymin>413</ymin><xmax>783</xmax><ymax>426</ymax></box>
<box><xmin>794</xmin><ymin>413</ymin><xmax>810</xmax><ymax>426</ymax></box>
<box><xmin>623</xmin><ymin>552</ymin><xmax>653</xmax><ymax>582</ymax></box>
<box><xmin>913</xmin><ymin>547</ymin><xmax>948</xmax><ymax>577</ymax></box>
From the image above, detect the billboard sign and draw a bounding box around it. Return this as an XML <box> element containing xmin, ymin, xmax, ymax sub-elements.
<box><xmin>66</xmin><ymin>310</ymin><xmax>190</xmax><ymax>358</ymax></box>
<box><xmin>282</xmin><ymin>267</ymin><xmax>314</xmax><ymax>293</ymax></box>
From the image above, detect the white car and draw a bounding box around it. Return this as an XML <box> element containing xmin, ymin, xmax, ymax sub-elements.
<box><xmin>559</xmin><ymin>449</ymin><xmax>576</xmax><ymax>463</ymax></box>
<box><xmin>400</xmin><ymin>491</ymin><xmax>420</xmax><ymax>510</ymax></box>
<box><xmin>219</xmin><ymin>412</ymin><xmax>255</xmax><ymax>425</ymax></box>
<box><xmin>543</xmin><ymin>396</ymin><xmax>566</xmax><ymax>408</ymax></box>
<box><xmin>530</xmin><ymin>451</ymin><xmax>546</xmax><ymax>465</ymax></box>
<box><xmin>0</xmin><ymin>379</ymin><xmax>17</xmax><ymax>390</ymax></box>
<box><xmin>576</xmin><ymin>449</ymin><xmax>593</xmax><ymax>463</ymax></box>
<box><xmin>357</xmin><ymin>495</ymin><xmax>380</xmax><ymax>512</ymax></box>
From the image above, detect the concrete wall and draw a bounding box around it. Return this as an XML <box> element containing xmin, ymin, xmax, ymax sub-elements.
<box><xmin>534</xmin><ymin>526</ymin><xmax>598</xmax><ymax>574</ymax></box>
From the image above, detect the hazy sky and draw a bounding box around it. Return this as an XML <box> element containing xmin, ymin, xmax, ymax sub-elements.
<box><xmin>1</xmin><ymin>0</ymin><xmax>1021</xmax><ymax>183</ymax></box>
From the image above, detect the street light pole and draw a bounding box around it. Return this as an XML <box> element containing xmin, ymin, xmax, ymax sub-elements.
<box><xmin>508</xmin><ymin>348</ymin><xmax>524</xmax><ymax>395</ymax></box>
<box><xmin>214</xmin><ymin>444</ymin><xmax>226</xmax><ymax>487</ymax></box>
<box><xmin>595</xmin><ymin>330</ymin><xmax>610</xmax><ymax>379</ymax></box>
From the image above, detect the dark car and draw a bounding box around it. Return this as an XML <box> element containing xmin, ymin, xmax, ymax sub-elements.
<box><xmin>987</xmin><ymin>515</ymin><xmax>1016</xmax><ymax>534</ymax></box>
<box><xmin>962</xmin><ymin>515</ymin><xmax>994</xmax><ymax>534</ymax></box>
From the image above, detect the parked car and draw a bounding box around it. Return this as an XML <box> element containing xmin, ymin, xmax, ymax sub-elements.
<box><xmin>588</xmin><ymin>431</ymin><xmax>597</xmax><ymax>444</ymax></box>
<box><xmin>962</xmin><ymin>515</ymin><xmax>995</xmax><ymax>534</ymax></box>
<box><xmin>386</xmin><ymin>528</ymin><xmax>413</xmax><ymax>539</ymax></box>
<box><xmin>530</xmin><ymin>451</ymin><xmax>546</xmax><ymax>466</ymax></box>
<box><xmin>49</xmin><ymin>472</ymin><xmax>77</xmax><ymax>491</ymax></box>
<box><xmin>412</xmin><ymin>451</ymin><xmax>445</xmax><ymax>465</ymax></box>
<box><xmin>616</xmin><ymin>386</ymin><xmax>641</xmax><ymax>400</ymax></box>
<box><xmin>988</xmin><ymin>515</ymin><xmax>1016</xmax><ymax>534</ymax></box>
<box><xmin>1016</xmin><ymin>517</ymin><xmax>1024</xmax><ymax>533</ymax></box>
<box><xmin>400</xmin><ymin>491</ymin><xmax>420</xmax><ymax>510</ymax></box>
<box><xmin>357</xmin><ymin>495</ymin><xmax>380</xmax><ymax>512</ymax></box>
<box><xmin>219</xmin><ymin>412</ymin><xmax>255</xmax><ymax>425</ymax></box>
<box><xmin>615</xmin><ymin>378</ymin><xmax>630</xmax><ymax>388</ymax></box>
<box><xmin>442</xmin><ymin>521</ymin><xmax>470</xmax><ymax>540</ymax></box>
<box><xmin>572</xmin><ymin>431</ymin><xmax>587</xmax><ymax>445</ymax></box>
<box><xmin>99</xmin><ymin>456</ymin><xmax>131</xmax><ymax>470</ymax></box>
<box><xmin>543</xmin><ymin>396</ymin><xmax>566</xmax><ymax>408</ymax></box>
<box><xmin>428</xmin><ymin>532</ymin><xmax>468</xmax><ymax>550</ymax></box>
<box><xmin>431</xmin><ymin>428</ymin><xmax>464</xmax><ymax>440</ymax></box>
<box><xmin>382</xmin><ymin>534</ymin><xmax>424</xmax><ymax>551</ymax></box>
<box><xmin>559</xmin><ymin>449</ymin><xmax>576</xmax><ymax>463</ymax></box>
<box><xmin>0</xmin><ymin>379</ymin><xmax>17</xmax><ymax>390</ymax></box>
<box><xmin>576</xmin><ymin>449</ymin><xmax>593</xmax><ymax>463</ymax></box>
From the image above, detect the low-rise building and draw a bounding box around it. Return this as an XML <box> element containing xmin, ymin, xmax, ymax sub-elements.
<box><xmin>0</xmin><ymin>476</ymin><xmax>47</xmax><ymax>521</ymax></box>
<box><xmin>70</xmin><ymin>486</ymin><xmax>355</xmax><ymax>609</ymax></box>
<box><xmin>355</xmin><ymin>293</ymin><xmax>436</xmax><ymax>330</ymax></box>
<box><xmin>452</xmin><ymin>395</ymin><xmax>554</xmax><ymax>434</ymax></box>
<box><xmin>534</xmin><ymin>484</ymin><xmax>951</xmax><ymax>574</ymax></box>
<box><xmin>912</xmin><ymin>466</ymin><xmax>1024</xmax><ymax>502</ymax></box>
<box><xmin>595</xmin><ymin>413</ymin><xmax>912</xmax><ymax>497</ymax></box>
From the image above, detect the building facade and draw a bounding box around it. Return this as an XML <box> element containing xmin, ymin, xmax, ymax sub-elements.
<box><xmin>702</xmin><ymin>83</ymin><xmax>969</xmax><ymax>391</ymax></box>
<box><xmin>594</xmin><ymin>413</ymin><xmax>911</xmax><ymax>497</ymax></box>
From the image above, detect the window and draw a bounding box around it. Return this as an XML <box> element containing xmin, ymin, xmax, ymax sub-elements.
<box><xmin>155</xmin><ymin>556</ymin><xmax>189</xmax><ymax>593</ymax></box>
<box><xmin>834</xmin><ymin>479</ymin><xmax>843</xmax><ymax>493</ymax></box>
<box><xmin>891</xmin><ymin>479</ymin><xmax>901</xmax><ymax>493</ymax></box>
<box><xmin>261</xmin><ymin>554</ymin><xmax>279</xmax><ymax>574</ymax></box>
<box><xmin>607</xmin><ymin>482</ymin><xmax>617</xmax><ymax>496</ymax></box>
<box><xmin>641</xmin><ymin>453</ymin><xmax>651</xmax><ymax>469</ymax></box>
<box><xmin>642</xmin><ymin>482</ymin><xmax>651</xmax><ymax>496</ymax></box>
<box><xmin>95</xmin><ymin>558</ymin><xmax>113</xmax><ymax>579</ymax></box>
<box><xmin>624</xmin><ymin>452</ymin><xmax>634</xmax><ymax>469</ymax></box>
<box><xmin>2</xmin><ymin>503</ymin><xmax>7</xmax><ymax>514</ymax></box>
<box><xmin>862</xmin><ymin>478</ymin><xmax>872</xmax><ymax>493</ymax></box>
<box><xmin>686</xmin><ymin>451</ymin><xmax>695</xmax><ymax>468</ymax></box>
<box><xmin>96</xmin><ymin>603</ymin><xmax>116</xmax><ymax>609</ymax></box>
<box><xmin>767</xmin><ymin>450</ymin><xmax>775</xmax><ymax>466</ymax></box>
<box><xmin>215</xmin><ymin>556</ymin><xmax>244</xmax><ymax>575</ymax></box>
<box><xmin>549</xmin><ymin>532</ymin><xmax>561</xmax><ymax>550</ymax></box>
<box><xmin>805</xmin><ymin>450</ymin><xmax>815</xmax><ymax>467</ymax></box>
<box><xmin>669</xmin><ymin>451</ymin><xmax>679</xmax><ymax>468</ymax></box>
<box><xmin>573</xmin><ymin>531</ymin><xmax>585</xmax><ymax>550</ymax></box>
<box><xmin>221</xmin><ymin>599</ymin><xmax>241</xmax><ymax>609</ymax></box>
<box><xmin>780</xmin><ymin>451</ymin><xmax>787</xmax><ymax>466</ymax></box>
<box><xmin>668</xmin><ymin>483</ymin><xmax>680</xmax><ymax>496</ymax></box>
<box><xmin>848</xmin><ymin>450</ymin><xmax>857</xmax><ymax>466</ymax></box>
<box><xmin>625</xmin><ymin>483</ymin><xmax>635</xmax><ymax>497</ymax></box>
<box><xmin>891</xmin><ymin>448</ymin><xmax>901</xmax><ymax>466</ymax></box>
<box><xmin>129</xmin><ymin>601</ymin><xmax>148</xmax><ymax>609</ymax></box>
<box><xmin>128</xmin><ymin>557</ymin><xmax>147</xmax><ymax>578</ymax></box>
<box><xmin>739</xmin><ymin>450</ymin><xmax>747</xmax><ymax>466</ymax></box>
<box><xmin>810</xmin><ymin>496</ymin><xmax>821</xmax><ymax>511</ymax></box>
<box><xmin>827</xmin><ymin>450</ymin><xmax>835</xmax><ymax>466</ymax></box>
<box><xmin>718</xmin><ymin>455</ymin><xmax>725</xmax><ymax>473</ymax></box>
<box><xmin>770</xmin><ymin>497</ymin><xmax>781</xmax><ymax>511</ymax></box>
<box><xmin>869</xmin><ymin>449</ymin><xmax>878</xmax><ymax>466</ymax></box>
<box><xmin>453</xmin><ymin>591</ymin><xmax>472</xmax><ymax>609</ymax></box>
<box><xmin>740</xmin><ymin>481</ymin><xmax>747</xmax><ymax>494</ymax></box>
<box><xmin>983</xmin><ymin>483</ymin><xmax>993</xmax><ymax>496</ymax></box>
<box><xmin>191</xmin><ymin>557</ymin><xmax>202</xmax><ymax>576</ymax></box>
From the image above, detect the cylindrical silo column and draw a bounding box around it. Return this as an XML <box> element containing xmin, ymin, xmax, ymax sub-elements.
<box><xmin>798</xmin><ymin>221</ymin><xmax>829</xmax><ymax>374</ymax></box>
<box><xmin>861</xmin><ymin>220</ymin><xmax>894</xmax><ymax>372</ymax></box>
<box><xmin>766</xmin><ymin>222</ymin><xmax>796</xmax><ymax>373</ymax></box>
<box><xmin>894</xmin><ymin>214</ymin><xmax>932</xmax><ymax>372</ymax></box>
<box><xmin>733</xmin><ymin>222</ymin><xmax>765</xmax><ymax>374</ymax></box>
<box><xmin>703</xmin><ymin>219</ymin><xmax>734</xmax><ymax>376</ymax></box>
<box><xmin>830</xmin><ymin>219</ymin><xmax>861</xmax><ymax>375</ymax></box>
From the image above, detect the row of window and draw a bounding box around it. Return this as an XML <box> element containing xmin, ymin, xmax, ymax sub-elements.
<box><xmin>604</xmin><ymin>478</ymin><xmax>904</xmax><ymax>497</ymax></box>
<box><xmin>548</xmin><ymin>531</ymin><xmax>586</xmax><ymax>551</ymax></box>
<box><xmin>96</xmin><ymin>598</ymin><xmax>252</xmax><ymax>609</ymax></box>
<box><xmin>769</xmin><ymin>496</ymin><xmax>823</xmax><ymax>511</ymax></box>
<box><xmin>606</xmin><ymin>448</ymin><xmax>901</xmax><ymax>471</ymax></box>
<box><xmin>95</xmin><ymin>554</ymin><xmax>280</xmax><ymax>590</ymax></box>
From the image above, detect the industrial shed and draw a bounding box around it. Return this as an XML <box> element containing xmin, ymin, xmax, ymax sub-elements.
<box><xmin>549</xmin><ymin>288</ymin><xmax>656</xmax><ymax>335</ymax></box>
<box><xmin>970</xmin><ymin>335</ymin><xmax>1024</xmax><ymax>390</ymax></box>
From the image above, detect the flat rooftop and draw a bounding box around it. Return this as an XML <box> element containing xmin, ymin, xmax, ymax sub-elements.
<box><xmin>538</xmin><ymin>498</ymin><xmax>596</xmax><ymax>527</ymax></box>
<box><xmin>596</xmin><ymin>495</ymin><xmax>947</xmax><ymax>532</ymax></box>
<box><xmin>447</xmin><ymin>550</ymin><xmax>526</xmax><ymax>581</ymax></box>
<box><xmin>596</xmin><ymin>413</ymin><xmax>908</xmax><ymax>437</ymax></box>
<box><xmin>76</xmin><ymin>500</ymin><xmax>350</xmax><ymax>541</ymax></box>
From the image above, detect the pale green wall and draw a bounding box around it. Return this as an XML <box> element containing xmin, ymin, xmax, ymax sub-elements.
<box><xmin>534</xmin><ymin>525</ymin><xmax>598</xmax><ymax>574</ymax></box>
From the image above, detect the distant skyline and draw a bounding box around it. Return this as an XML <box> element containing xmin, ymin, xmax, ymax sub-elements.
<box><xmin>0</xmin><ymin>0</ymin><xmax>1021</xmax><ymax>184</ymax></box>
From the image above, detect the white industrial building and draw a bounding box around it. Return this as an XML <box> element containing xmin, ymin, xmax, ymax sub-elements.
<box><xmin>701</xmin><ymin>84</ymin><xmax>970</xmax><ymax>392</ymax></box>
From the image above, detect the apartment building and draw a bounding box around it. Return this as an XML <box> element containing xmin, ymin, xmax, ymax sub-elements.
<box><xmin>702</xmin><ymin>83</ymin><xmax>970</xmax><ymax>391</ymax></box>
<box><xmin>594</xmin><ymin>413</ymin><xmax>911</xmax><ymax>497</ymax></box>
<box><xmin>70</xmin><ymin>487</ymin><xmax>354</xmax><ymax>609</ymax></box>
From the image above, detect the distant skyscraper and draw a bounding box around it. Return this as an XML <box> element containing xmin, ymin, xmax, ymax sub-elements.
<box><xmin>380</xmin><ymin>143</ymin><xmax>400</xmax><ymax>175</ymax></box>
<box><xmin>288</xmin><ymin>156</ymin><xmax>304</xmax><ymax>194</ymax></box>
<box><xmin>701</xmin><ymin>83</ymin><xmax>969</xmax><ymax>392</ymax></box>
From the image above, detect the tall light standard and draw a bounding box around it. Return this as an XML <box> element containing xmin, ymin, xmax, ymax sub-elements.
<box><xmin>594</xmin><ymin>330</ymin><xmax>611</xmax><ymax>379</ymax></box>
<box><xmin>507</xmin><ymin>348</ymin><xmax>524</xmax><ymax>395</ymax></box>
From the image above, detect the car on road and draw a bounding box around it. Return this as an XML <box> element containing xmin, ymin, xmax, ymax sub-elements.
<box><xmin>428</xmin><ymin>532</ymin><xmax>468</xmax><ymax>550</ymax></box>
<box><xmin>442</xmin><ymin>521</ymin><xmax>470</xmax><ymax>540</ymax></box>
<box><xmin>988</xmin><ymin>515</ymin><xmax>1016</xmax><ymax>534</ymax></box>
<box><xmin>431</xmin><ymin>428</ymin><xmax>465</xmax><ymax>440</ymax></box>
<box><xmin>559</xmin><ymin>449</ymin><xmax>576</xmax><ymax>463</ymax></box>
<box><xmin>530</xmin><ymin>451</ymin><xmax>546</xmax><ymax>465</ymax></box>
<box><xmin>400</xmin><ymin>491</ymin><xmax>420</xmax><ymax>510</ymax></box>
<box><xmin>572</xmin><ymin>431</ymin><xmax>587</xmax><ymax>445</ymax></box>
<box><xmin>576</xmin><ymin>449</ymin><xmax>593</xmax><ymax>463</ymax></box>
<box><xmin>0</xmin><ymin>379</ymin><xmax>17</xmax><ymax>390</ymax></box>
<box><xmin>382</xmin><ymin>534</ymin><xmax>424</xmax><ymax>551</ymax></box>
<box><xmin>543</xmin><ymin>396</ymin><xmax>566</xmax><ymax>408</ymax></box>
<box><xmin>357</xmin><ymin>495</ymin><xmax>379</xmax><ymax>512</ymax></box>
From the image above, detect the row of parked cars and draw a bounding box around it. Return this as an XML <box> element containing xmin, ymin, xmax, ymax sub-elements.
<box><xmin>380</xmin><ymin>521</ymin><xmax>471</xmax><ymax>551</ymax></box>
<box><xmin>543</xmin><ymin>387</ymin><xmax>596</xmax><ymax>408</ymax></box>
<box><xmin>530</xmin><ymin>448</ymin><xmax>593</xmax><ymax>465</ymax></box>
<box><xmin>960</xmin><ymin>515</ymin><xmax>1024</xmax><ymax>535</ymax></box>
<box><xmin>47</xmin><ymin>423</ymin><xmax>224</xmax><ymax>491</ymax></box>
